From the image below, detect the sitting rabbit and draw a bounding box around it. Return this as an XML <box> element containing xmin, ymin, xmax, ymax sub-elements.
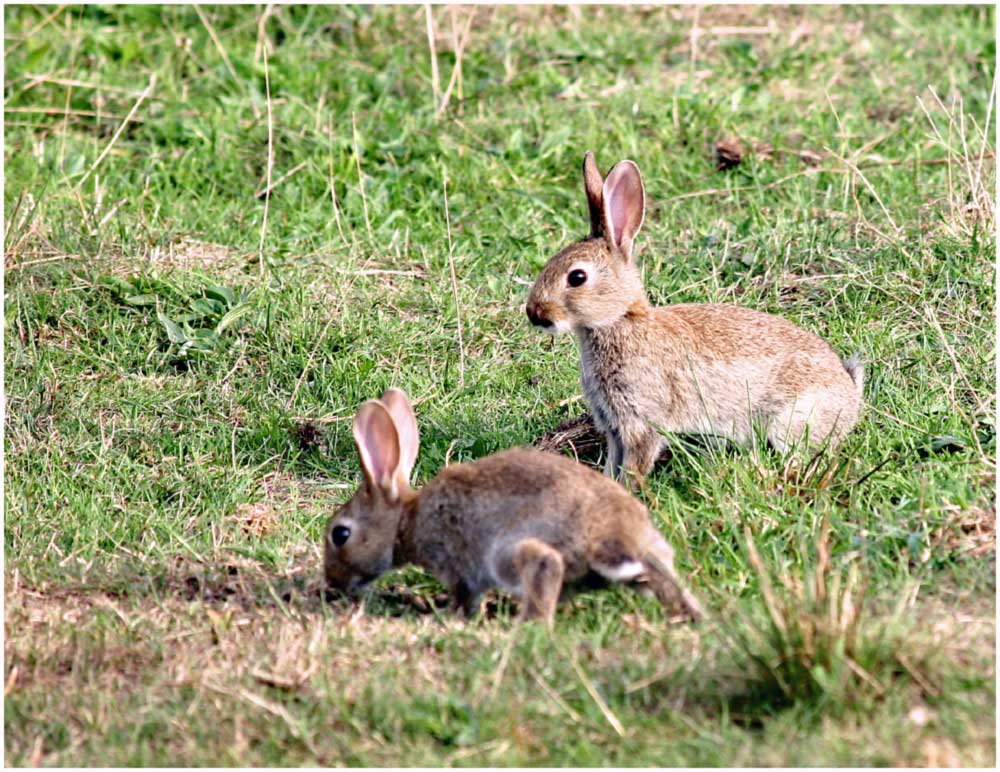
<box><xmin>324</xmin><ymin>388</ymin><xmax>703</xmax><ymax>625</ymax></box>
<box><xmin>526</xmin><ymin>152</ymin><xmax>863</xmax><ymax>483</ymax></box>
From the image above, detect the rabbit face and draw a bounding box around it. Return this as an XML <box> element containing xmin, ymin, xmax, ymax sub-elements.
<box><xmin>527</xmin><ymin>240</ymin><xmax>646</xmax><ymax>332</ymax></box>
<box><xmin>324</xmin><ymin>488</ymin><xmax>398</xmax><ymax>593</ymax></box>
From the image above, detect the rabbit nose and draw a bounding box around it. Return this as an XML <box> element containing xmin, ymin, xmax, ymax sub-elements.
<box><xmin>526</xmin><ymin>303</ymin><xmax>552</xmax><ymax>328</ymax></box>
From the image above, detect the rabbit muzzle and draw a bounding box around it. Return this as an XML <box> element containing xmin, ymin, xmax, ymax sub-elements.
<box><xmin>326</xmin><ymin>565</ymin><xmax>382</xmax><ymax>595</ymax></box>
<box><xmin>527</xmin><ymin>301</ymin><xmax>572</xmax><ymax>334</ymax></box>
<box><xmin>526</xmin><ymin>301</ymin><xmax>553</xmax><ymax>329</ymax></box>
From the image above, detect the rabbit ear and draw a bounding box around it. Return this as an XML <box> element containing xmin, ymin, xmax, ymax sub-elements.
<box><xmin>602</xmin><ymin>160</ymin><xmax>645</xmax><ymax>260</ymax></box>
<box><xmin>352</xmin><ymin>400</ymin><xmax>402</xmax><ymax>500</ymax></box>
<box><xmin>378</xmin><ymin>388</ymin><xmax>419</xmax><ymax>487</ymax></box>
<box><xmin>582</xmin><ymin>151</ymin><xmax>605</xmax><ymax>238</ymax></box>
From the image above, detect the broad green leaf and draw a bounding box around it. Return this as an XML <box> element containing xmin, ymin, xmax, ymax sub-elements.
<box><xmin>190</xmin><ymin>297</ymin><xmax>224</xmax><ymax>317</ymax></box>
<box><xmin>156</xmin><ymin>309</ymin><xmax>187</xmax><ymax>344</ymax></box>
<box><xmin>205</xmin><ymin>284</ymin><xmax>236</xmax><ymax>306</ymax></box>
<box><xmin>215</xmin><ymin>303</ymin><xmax>254</xmax><ymax>334</ymax></box>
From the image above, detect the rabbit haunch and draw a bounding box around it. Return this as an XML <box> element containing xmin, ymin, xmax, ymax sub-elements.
<box><xmin>324</xmin><ymin>388</ymin><xmax>702</xmax><ymax>624</ymax></box>
<box><xmin>526</xmin><ymin>152</ymin><xmax>863</xmax><ymax>483</ymax></box>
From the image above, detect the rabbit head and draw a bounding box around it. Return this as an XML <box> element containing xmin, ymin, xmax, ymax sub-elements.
<box><xmin>324</xmin><ymin>388</ymin><xmax>419</xmax><ymax>593</ymax></box>
<box><xmin>526</xmin><ymin>152</ymin><xmax>648</xmax><ymax>333</ymax></box>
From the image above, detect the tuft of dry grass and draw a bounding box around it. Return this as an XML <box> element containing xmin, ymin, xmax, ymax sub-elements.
<box><xmin>725</xmin><ymin>522</ymin><xmax>933</xmax><ymax>708</ymax></box>
<box><xmin>917</xmin><ymin>83</ymin><xmax>996</xmax><ymax>240</ymax></box>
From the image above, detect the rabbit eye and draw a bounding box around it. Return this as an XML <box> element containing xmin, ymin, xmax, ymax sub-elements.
<box><xmin>331</xmin><ymin>525</ymin><xmax>351</xmax><ymax>547</ymax></box>
<box><xmin>567</xmin><ymin>269</ymin><xmax>588</xmax><ymax>287</ymax></box>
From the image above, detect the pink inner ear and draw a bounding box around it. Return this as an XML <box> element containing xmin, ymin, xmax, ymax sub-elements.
<box><xmin>354</xmin><ymin>403</ymin><xmax>400</xmax><ymax>492</ymax></box>
<box><xmin>379</xmin><ymin>389</ymin><xmax>419</xmax><ymax>482</ymax></box>
<box><xmin>608</xmin><ymin>189</ymin><xmax>631</xmax><ymax>246</ymax></box>
<box><xmin>603</xmin><ymin>163</ymin><xmax>644</xmax><ymax>250</ymax></box>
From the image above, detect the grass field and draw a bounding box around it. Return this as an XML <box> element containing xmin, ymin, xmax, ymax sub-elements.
<box><xmin>3</xmin><ymin>4</ymin><xmax>996</xmax><ymax>766</ymax></box>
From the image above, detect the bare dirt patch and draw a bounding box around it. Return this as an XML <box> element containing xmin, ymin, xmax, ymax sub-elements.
<box><xmin>940</xmin><ymin>502</ymin><xmax>996</xmax><ymax>558</ymax></box>
<box><xmin>144</xmin><ymin>238</ymin><xmax>250</xmax><ymax>276</ymax></box>
<box><xmin>232</xmin><ymin>502</ymin><xmax>277</xmax><ymax>538</ymax></box>
<box><xmin>534</xmin><ymin>412</ymin><xmax>604</xmax><ymax>465</ymax></box>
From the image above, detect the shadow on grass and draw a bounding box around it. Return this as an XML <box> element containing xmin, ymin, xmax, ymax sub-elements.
<box><xmin>9</xmin><ymin>550</ymin><xmax>525</xmax><ymax>624</ymax></box>
<box><xmin>534</xmin><ymin>411</ymin><xmax>735</xmax><ymax>469</ymax></box>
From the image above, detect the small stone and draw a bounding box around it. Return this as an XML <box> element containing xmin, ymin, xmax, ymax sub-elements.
<box><xmin>908</xmin><ymin>705</ymin><xmax>934</xmax><ymax>727</ymax></box>
<box><xmin>715</xmin><ymin>139</ymin><xmax>743</xmax><ymax>171</ymax></box>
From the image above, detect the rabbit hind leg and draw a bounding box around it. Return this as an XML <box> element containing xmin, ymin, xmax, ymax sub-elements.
<box><xmin>767</xmin><ymin>393</ymin><xmax>823</xmax><ymax>454</ymax></box>
<box><xmin>640</xmin><ymin>537</ymin><xmax>703</xmax><ymax>622</ymax></box>
<box><xmin>503</xmin><ymin>537</ymin><xmax>566</xmax><ymax>626</ymax></box>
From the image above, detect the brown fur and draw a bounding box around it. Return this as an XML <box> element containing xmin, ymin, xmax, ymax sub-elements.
<box><xmin>526</xmin><ymin>152</ymin><xmax>864</xmax><ymax>483</ymax></box>
<box><xmin>324</xmin><ymin>389</ymin><xmax>703</xmax><ymax>625</ymax></box>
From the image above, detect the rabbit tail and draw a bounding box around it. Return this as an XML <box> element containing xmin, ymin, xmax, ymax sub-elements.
<box><xmin>842</xmin><ymin>355</ymin><xmax>865</xmax><ymax>399</ymax></box>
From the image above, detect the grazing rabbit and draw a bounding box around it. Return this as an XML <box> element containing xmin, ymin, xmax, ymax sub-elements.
<box><xmin>525</xmin><ymin>152</ymin><xmax>864</xmax><ymax>483</ymax></box>
<box><xmin>324</xmin><ymin>388</ymin><xmax>703</xmax><ymax>625</ymax></box>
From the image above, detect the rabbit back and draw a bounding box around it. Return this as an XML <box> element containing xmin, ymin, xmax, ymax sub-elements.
<box><xmin>579</xmin><ymin>302</ymin><xmax>862</xmax><ymax>458</ymax></box>
<box><xmin>406</xmin><ymin>448</ymin><xmax>658</xmax><ymax>594</ymax></box>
